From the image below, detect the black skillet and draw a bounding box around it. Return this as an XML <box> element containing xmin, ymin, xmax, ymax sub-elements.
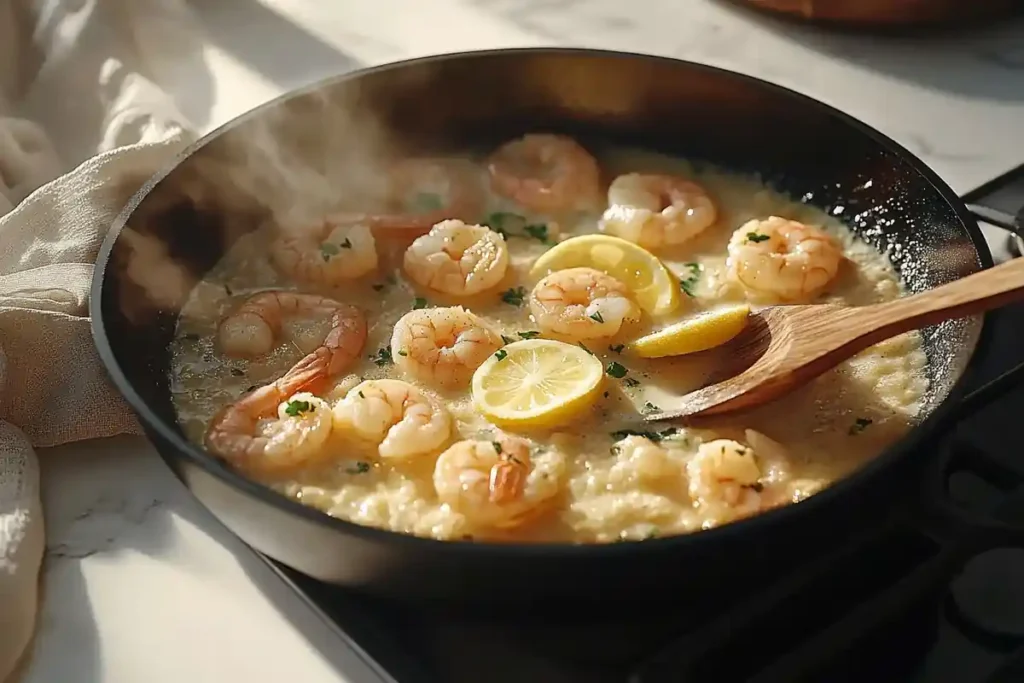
<box><xmin>90</xmin><ymin>48</ymin><xmax>1024</xmax><ymax>611</ymax></box>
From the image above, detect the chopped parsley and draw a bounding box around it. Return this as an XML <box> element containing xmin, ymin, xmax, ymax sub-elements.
<box><xmin>623</xmin><ymin>377</ymin><xmax>641</xmax><ymax>388</ymax></box>
<box><xmin>372</xmin><ymin>347</ymin><xmax>393</xmax><ymax>366</ymax></box>
<box><xmin>413</xmin><ymin>297</ymin><xmax>428</xmax><ymax>310</ymax></box>
<box><xmin>608</xmin><ymin>344</ymin><xmax>624</xmax><ymax>353</ymax></box>
<box><xmin>610</xmin><ymin>427</ymin><xmax>679</xmax><ymax>442</ymax></box>
<box><xmin>679</xmin><ymin>262</ymin><xmax>701</xmax><ymax>297</ymax></box>
<box><xmin>518</xmin><ymin>330</ymin><xmax>541</xmax><ymax>339</ymax></box>
<box><xmin>589</xmin><ymin>311</ymin><xmax>605</xmax><ymax>323</ymax></box>
<box><xmin>484</xmin><ymin>211</ymin><xmax>525</xmax><ymax>233</ymax></box>
<box><xmin>346</xmin><ymin>461</ymin><xmax>371</xmax><ymax>475</ymax></box>
<box><xmin>412</xmin><ymin>192</ymin><xmax>444</xmax><ymax>212</ymax></box>
<box><xmin>577</xmin><ymin>342</ymin><xmax>594</xmax><ymax>356</ymax></box>
<box><xmin>358</xmin><ymin>391</ymin><xmax>365</xmax><ymax>398</ymax></box>
<box><xmin>397</xmin><ymin>350</ymin><xmax>408</xmax><ymax>356</ymax></box>
<box><xmin>284</xmin><ymin>399</ymin><xmax>312</xmax><ymax>417</ymax></box>
<box><xmin>849</xmin><ymin>417</ymin><xmax>873</xmax><ymax>435</ymax></box>
<box><xmin>492</xmin><ymin>441</ymin><xmax>503</xmax><ymax>455</ymax></box>
<box><xmin>230</xmin><ymin>367</ymin><xmax>245</xmax><ymax>377</ymax></box>
<box><xmin>501</xmin><ymin>334</ymin><xmax>516</xmax><ymax>345</ymax></box>
<box><xmin>606</xmin><ymin>361</ymin><xmax>628</xmax><ymax>379</ymax></box>
<box><xmin>494</xmin><ymin>349</ymin><xmax>508</xmax><ymax>361</ymax></box>
<box><xmin>523</xmin><ymin>223</ymin><xmax>553</xmax><ymax>244</ymax></box>
<box><xmin>746</xmin><ymin>232</ymin><xmax>770</xmax><ymax>243</ymax></box>
<box><xmin>500</xmin><ymin>286</ymin><xmax>526</xmax><ymax>306</ymax></box>
<box><xmin>642</xmin><ymin>401</ymin><xmax>659</xmax><ymax>413</ymax></box>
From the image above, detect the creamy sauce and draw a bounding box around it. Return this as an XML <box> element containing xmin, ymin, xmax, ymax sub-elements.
<box><xmin>169</xmin><ymin>147</ymin><xmax>927</xmax><ymax>544</ymax></box>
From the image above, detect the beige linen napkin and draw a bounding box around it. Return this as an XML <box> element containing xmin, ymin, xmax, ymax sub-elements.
<box><xmin>0</xmin><ymin>0</ymin><xmax>201</xmax><ymax>678</ymax></box>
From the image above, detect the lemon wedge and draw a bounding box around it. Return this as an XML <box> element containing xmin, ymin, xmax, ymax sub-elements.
<box><xmin>472</xmin><ymin>339</ymin><xmax>605</xmax><ymax>429</ymax></box>
<box><xmin>628</xmin><ymin>304</ymin><xmax>751</xmax><ymax>358</ymax></box>
<box><xmin>529</xmin><ymin>234</ymin><xmax>679</xmax><ymax>316</ymax></box>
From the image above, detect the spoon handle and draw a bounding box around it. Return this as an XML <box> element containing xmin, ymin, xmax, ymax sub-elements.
<box><xmin>856</xmin><ymin>256</ymin><xmax>1024</xmax><ymax>342</ymax></box>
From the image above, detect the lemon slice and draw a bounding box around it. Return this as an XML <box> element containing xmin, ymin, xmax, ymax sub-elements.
<box><xmin>629</xmin><ymin>304</ymin><xmax>751</xmax><ymax>358</ymax></box>
<box><xmin>529</xmin><ymin>234</ymin><xmax>679</xmax><ymax>316</ymax></box>
<box><xmin>472</xmin><ymin>339</ymin><xmax>605</xmax><ymax>429</ymax></box>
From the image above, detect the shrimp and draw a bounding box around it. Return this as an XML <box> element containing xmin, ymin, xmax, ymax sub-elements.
<box><xmin>727</xmin><ymin>216</ymin><xmax>842</xmax><ymax>303</ymax></box>
<box><xmin>487</xmin><ymin>134</ymin><xmax>601</xmax><ymax>214</ymax></box>
<box><xmin>403</xmin><ymin>220</ymin><xmax>510</xmax><ymax>296</ymax></box>
<box><xmin>375</xmin><ymin>157</ymin><xmax>486</xmax><ymax>234</ymax></box>
<box><xmin>205</xmin><ymin>353</ymin><xmax>336</xmax><ymax>476</ymax></box>
<box><xmin>217</xmin><ymin>292</ymin><xmax>367</xmax><ymax>381</ymax></box>
<box><xmin>332</xmin><ymin>379</ymin><xmax>452</xmax><ymax>459</ymax></box>
<box><xmin>686</xmin><ymin>438</ymin><xmax>763</xmax><ymax>524</ymax></box>
<box><xmin>391</xmin><ymin>306</ymin><xmax>502</xmax><ymax>387</ymax></box>
<box><xmin>271</xmin><ymin>217</ymin><xmax>379</xmax><ymax>285</ymax></box>
<box><xmin>433</xmin><ymin>435</ymin><xmax>565</xmax><ymax>529</ymax></box>
<box><xmin>529</xmin><ymin>267</ymin><xmax>640</xmax><ymax>339</ymax></box>
<box><xmin>600</xmin><ymin>173</ymin><xmax>717</xmax><ymax>250</ymax></box>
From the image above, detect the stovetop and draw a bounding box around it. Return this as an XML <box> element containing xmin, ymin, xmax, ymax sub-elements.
<box><xmin>264</xmin><ymin>167</ymin><xmax>1024</xmax><ymax>683</ymax></box>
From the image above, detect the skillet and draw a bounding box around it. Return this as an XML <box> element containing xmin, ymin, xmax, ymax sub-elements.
<box><xmin>91</xmin><ymin>48</ymin><xmax>1022</xmax><ymax>609</ymax></box>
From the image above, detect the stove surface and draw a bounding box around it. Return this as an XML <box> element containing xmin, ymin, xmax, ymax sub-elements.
<box><xmin>263</xmin><ymin>169</ymin><xmax>1024</xmax><ymax>683</ymax></box>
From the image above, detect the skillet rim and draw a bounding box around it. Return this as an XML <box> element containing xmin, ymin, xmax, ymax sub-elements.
<box><xmin>91</xmin><ymin>46</ymin><xmax>996</xmax><ymax>560</ymax></box>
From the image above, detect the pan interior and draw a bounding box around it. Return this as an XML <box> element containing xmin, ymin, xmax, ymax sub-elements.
<box><xmin>98</xmin><ymin>50</ymin><xmax>983</xmax><ymax>485</ymax></box>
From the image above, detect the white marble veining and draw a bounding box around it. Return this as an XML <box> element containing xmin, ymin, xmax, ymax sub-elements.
<box><xmin>14</xmin><ymin>1</ymin><xmax>1024</xmax><ymax>682</ymax></box>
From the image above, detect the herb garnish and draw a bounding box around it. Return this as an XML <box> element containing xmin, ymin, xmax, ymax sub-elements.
<box><xmin>413</xmin><ymin>297</ymin><xmax>428</xmax><ymax>310</ymax></box>
<box><xmin>518</xmin><ymin>330</ymin><xmax>541</xmax><ymax>340</ymax></box>
<box><xmin>523</xmin><ymin>223</ymin><xmax>553</xmax><ymax>244</ymax></box>
<box><xmin>372</xmin><ymin>347</ymin><xmax>393</xmax><ymax>366</ymax></box>
<box><xmin>577</xmin><ymin>342</ymin><xmax>594</xmax><ymax>355</ymax></box>
<box><xmin>849</xmin><ymin>417</ymin><xmax>873</xmax><ymax>435</ymax></box>
<box><xmin>606</xmin><ymin>362</ymin><xmax>628</xmax><ymax>379</ymax></box>
<box><xmin>746</xmin><ymin>232</ymin><xmax>770</xmax><ymax>243</ymax></box>
<box><xmin>501</xmin><ymin>334</ymin><xmax>516</xmax><ymax>345</ymax></box>
<box><xmin>610</xmin><ymin>427</ymin><xmax>679</xmax><ymax>442</ymax></box>
<box><xmin>623</xmin><ymin>377</ymin><xmax>641</xmax><ymax>388</ymax></box>
<box><xmin>494</xmin><ymin>349</ymin><xmax>508</xmax><ymax>361</ymax></box>
<box><xmin>679</xmin><ymin>262</ymin><xmax>701</xmax><ymax>297</ymax></box>
<box><xmin>492</xmin><ymin>441</ymin><xmax>503</xmax><ymax>455</ymax></box>
<box><xmin>284</xmin><ymin>399</ymin><xmax>311</xmax><ymax>416</ymax></box>
<box><xmin>609</xmin><ymin>344</ymin><xmax>624</xmax><ymax>353</ymax></box>
<box><xmin>501</xmin><ymin>287</ymin><xmax>526</xmax><ymax>306</ymax></box>
<box><xmin>642</xmin><ymin>401</ymin><xmax>659</xmax><ymax>413</ymax></box>
<box><xmin>397</xmin><ymin>350</ymin><xmax>408</xmax><ymax>356</ymax></box>
<box><xmin>589</xmin><ymin>311</ymin><xmax>605</xmax><ymax>323</ymax></box>
<box><xmin>346</xmin><ymin>461</ymin><xmax>371</xmax><ymax>475</ymax></box>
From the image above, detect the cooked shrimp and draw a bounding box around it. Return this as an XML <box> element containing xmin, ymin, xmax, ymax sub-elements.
<box><xmin>217</xmin><ymin>291</ymin><xmax>367</xmax><ymax>377</ymax></box>
<box><xmin>487</xmin><ymin>134</ymin><xmax>601</xmax><ymax>214</ymax></box>
<box><xmin>375</xmin><ymin>157</ymin><xmax>486</xmax><ymax>234</ymax></box>
<box><xmin>529</xmin><ymin>267</ymin><xmax>640</xmax><ymax>339</ymax></box>
<box><xmin>272</xmin><ymin>217</ymin><xmax>379</xmax><ymax>285</ymax></box>
<box><xmin>600</xmin><ymin>173</ymin><xmax>717</xmax><ymax>250</ymax></box>
<box><xmin>391</xmin><ymin>306</ymin><xmax>502</xmax><ymax>387</ymax></box>
<box><xmin>205</xmin><ymin>353</ymin><xmax>336</xmax><ymax>476</ymax></box>
<box><xmin>686</xmin><ymin>438</ymin><xmax>763</xmax><ymax>524</ymax></box>
<box><xmin>332</xmin><ymin>379</ymin><xmax>452</xmax><ymax>459</ymax></box>
<box><xmin>433</xmin><ymin>435</ymin><xmax>565</xmax><ymax>529</ymax></box>
<box><xmin>727</xmin><ymin>216</ymin><xmax>842</xmax><ymax>303</ymax></box>
<box><xmin>403</xmin><ymin>220</ymin><xmax>510</xmax><ymax>296</ymax></box>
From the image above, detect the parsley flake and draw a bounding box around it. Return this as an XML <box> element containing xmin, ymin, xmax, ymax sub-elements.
<box><xmin>606</xmin><ymin>362</ymin><xmax>628</xmax><ymax>379</ymax></box>
<box><xmin>577</xmin><ymin>342</ymin><xmax>594</xmax><ymax>356</ymax></box>
<box><xmin>849</xmin><ymin>417</ymin><xmax>873</xmax><ymax>435</ymax></box>
<box><xmin>494</xmin><ymin>349</ymin><xmax>508</xmax><ymax>361</ymax></box>
<box><xmin>413</xmin><ymin>297</ymin><xmax>428</xmax><ymax>310</ymax></box>
<box><xmin>397</xmin><ymin>350</ymin><xmax>408</xmax><ymax>356</ymax></box>
<box><xmin>501</xmin><ymin>334</ymin><xmax>516</xmax><ymax>345</ymax></box>
<box><xmin>679</xmin><ymin>262</ymin><xmax>701</xmax><ymax>297</ymax></box>
<box><xmin>623</xmin><ymin>377</ymin><xmax>641</xmax><ymax>388</ymax></box>
<box><xmin>372</xmin><ymin>347</ymin><xmax>393</xmax><ymax>366</ymax></box>
<box><xmin>492</xmin><ymin>441</ymin><xmax>503</xmax><ymax>455</ymax></box>
<box><xmin>346</xmin><ymin>461</ymin><xmax>371</xmax><ymax>475</ymax></box>
<box><xmin>746</xmin><ymin>232</ymin><xmax>770</xmax><ymax>243</ymax></box>
<box><xmin>284</xmin><ymin>399</ymin><xmax>311</xmax><ymax>417</ymax></box>
<box><xmin>501</xmin><ymin>287</ymin><xmax>526</xmax><ymax>306</ymax></box>
<box><xmin>609</xmin><ymin>344</ymin><xmax>624</xmax><ymax>353</ymax></box>
<box><xmin>518</xmin><ymin>330</ymin><xmax>541</xmax><ymax>339</ymax></box>
<box><xmin>523</xmin><ymin>223</ymin><xmax>553</xmax><ymax>244</ymax></box>
<box><xmin>589</xmin><ymin>311</ymin><xmax>605</xmax><ymax>323</ymax></box>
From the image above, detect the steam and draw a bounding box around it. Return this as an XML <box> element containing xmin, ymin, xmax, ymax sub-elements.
<box><xmin>115</xmin><ymin>65</ymin><xmax>440</xmax><ymax>319</ymax></box>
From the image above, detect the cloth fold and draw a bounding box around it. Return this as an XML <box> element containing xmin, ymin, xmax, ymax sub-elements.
<box><xmin>0</xmin><ymin>1</ymin><xmax>203</xmax><ymax>679</ymax></box>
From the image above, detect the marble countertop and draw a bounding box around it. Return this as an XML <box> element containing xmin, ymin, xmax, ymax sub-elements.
<box><xmin>14</xmin><ymin>1</ymin><xmax>1024</xmax><ymax>682</ymax></box>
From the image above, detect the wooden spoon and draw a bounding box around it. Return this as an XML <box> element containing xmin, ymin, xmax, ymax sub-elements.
<box><xmin>645</xmin><ymin>256</ymin><xmax>1024</xmax><ymax>422</ymax></box>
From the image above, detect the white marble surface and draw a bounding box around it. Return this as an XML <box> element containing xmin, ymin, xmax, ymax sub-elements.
<box><xmin>15</xmin><ymin>1</ymin><xmax>1024</xmax><ymax>682</ymax></box>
